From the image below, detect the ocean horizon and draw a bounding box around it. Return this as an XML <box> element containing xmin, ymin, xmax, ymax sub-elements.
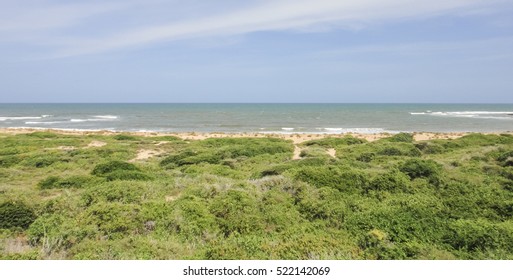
<box><xmin>1</xmin><ymin>103</ymin><xmax>512</xmax><ymax>134</ymax></box>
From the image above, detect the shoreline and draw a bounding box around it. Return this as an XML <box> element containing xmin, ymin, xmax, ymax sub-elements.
<box><xmin>1</xmin><ymin>127</ymin><xmax>510</xmax><ymax>143</ymax></box>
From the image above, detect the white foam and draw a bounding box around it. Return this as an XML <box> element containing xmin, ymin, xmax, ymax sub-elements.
<box><xmin>0</xmin><ymin>116</ymin><xmax>42</xmax><ymax>121</ymax></box>
<box><xmin>25</xmin><ymin>121</ymin><xmax>67</xmax><ymax>124</ymax></box>
<box><xmin>411</xmin><ymin>111</ymin><xmax>513</xmax><ymax>120</ymax></box>
<box><xmin>94</xmin><ymin>115</ymin><xmax>118</xmax><ymax>119</ymax></box>
<box><xmin>281</xmin><ymin>127</ymin><xmax>294</xmax><ymax>131</ymax></box>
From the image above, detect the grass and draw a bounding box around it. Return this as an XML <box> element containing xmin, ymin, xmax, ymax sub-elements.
<box><xmin>1</xmin><ymin>132</ymin><xmax>513</xmax><ymax>259</ymax></box>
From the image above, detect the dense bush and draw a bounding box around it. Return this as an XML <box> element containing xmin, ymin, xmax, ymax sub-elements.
<box><xmin>294</xmin><ymin>166</ymin><xmax>368</xmax><ymax>192</ymax></box>
<box><xmin>91</xmin><ymin>161</ymin><xmax>151</xmax><ymax>181</ymax></box>
<box><xmin>0</xmin><ymin>201</ymin><xmax>36</xmax><ymax>229</ymax></box>
<box><xmin>399</xmin><ymin>159</ymin><xmax>442</xmax><ymax>180</ymax></box>
<box><xmin>113</xmin><ymin>134</ymin><xmax>138</xmax><ymax>141</ymax></box>
<box><xmin>367</xmin><ymin>171</ymin><xmax>410</xmax><ymax>192</ymax></box>
<box><xmin>3</xmin><ymin>131</ymin><xmax>513</xmax><ymax>260</ymax></box>
<box><xmin>38</xmin><ymin>175</ymin><xmax>99</xmax><ymax>189</ymax></box>
<box><xmin>209</xmin><ymin>190</ymin><xmax>264</xmax><ymax>236</ymax></box>
<box><xmin>303</xmin><ymin>136</ymin><xmax>366</xmax><ymax>147</ymax></box>
<box><xmin>0</xmin><ymin>155</ymin><xmax>22</xmax><ymax>168</ymax></box>
<box><xmin>385</xmin><ymin>133</ymin><xmax>414</xmax><ymax>143</ymax></box>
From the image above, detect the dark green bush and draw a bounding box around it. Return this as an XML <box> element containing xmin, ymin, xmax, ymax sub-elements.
<box><xmin>23</xmin><ymin>155</ymin><xmax>58</xmax><ymax>168</ymax></box>
<box><xmin>415</xmin><ymin>142</ymin><xmax>446</xmax><ymax>154</ymax></box>
<box><xmin>0</xmin><ymin>201</ymin><xmax>36</xmax><ymax>229</ymax></box>
<box><xmin>38</xmin><ymin>175</ymin><xmax>98</xmax><ymax>189</ymax></box>
<box><xmin>377</xmin><ymin>143</ymin><xmax>421</xmax><ymax>157</ymax></box>
<box><xmin>0</xmin><ymin>155</ymin><xmax>22</xmax><ymax>168</ymax></box>
<box><xmin>399</xmin><ymin>159</ymin><xmax>442</xmax><ymax>180</ymax></box>
<box><xmin>356</xmin><ymin>152</ymin><xmax>375</xmax><ymax>162</ymax></box>
<box><xmin>92</xmin><ymin>161</ymin><xmax>140</xmax><ymax>176</ymax></box>
<box><xmin>26</xmin><ymin>131</ymin><xmax>58</xmax><ymax>138</ymax></box>
<box><xmin>303</xmin><ymin>136</ymin><xmax>366</xmax><ymax>147</ymax></box>
<box><xmin>497</xmin><ymin>151</ymin><xmax>513</xmax><ymax>167</ymax></box>
<box><xmin>104</xmin><ymin>170</ymin><xmax>152</xmax><ymax>181</ymax></box>
<box><xmin>446</xmin><ymin>219</ymin><xmax>513</xmax><ymax>255</ymax></box>
<box><xmin>210</xmin><ymin>190</ymin><xmax>264</xmax><ymax>236</ymax></box>
<box><xmin>84</xmin><ymin>202</ymin><xmax>142</xmax><ymax>237</ymax></box>
<box><xmin>113</xmin><ymin>134</ymin><xmax>138</xmax><ymax>141</ymax></box>
<box><xmin>368</xmin><ymin>171</ymin><xmax>410</xmax><ymax>192</ymax></box>
<box><xmin>386</xmin><ymin>133</ymin><xmax>414</xmax><ymax>143</ymax></box>
<box><xmin>294</xmin><ymin>166</ymin><xmax>368</xmax><ymax>192</ymax></box>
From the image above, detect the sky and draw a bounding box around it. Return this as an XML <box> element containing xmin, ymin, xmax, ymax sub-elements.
<box><xmin>1</xmin><ymin>0</ymin><xmax>513</xmax><ymax>103</ymax></box>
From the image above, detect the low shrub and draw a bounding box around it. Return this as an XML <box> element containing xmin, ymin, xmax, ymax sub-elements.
<box><xmin>303</xmin><ymin>136</ymin><xmax>366</xmax><ymax>147</ymax></box>
<box><xmin>26</xmin><ymin>131</ymin><xmax>58</xmax><ymax>138</ymax></box>
<box><xmin>367</xmin><ymin>171</ymin><xmax>410</xmax><ymax>192</ymax></box>
<box><xmin>294</xmin><ymin>166</ymin><xmax>368</xmax><ymax>192</ymax></box>
<box><xmin>0</xmin><ymin>155</ymin><xmax>22</xmax><ymax>168</ymax></box>
<box><xmin>385</xmin><ymin>133</ymin><xmax>414</xmax><ymax>143</ymax></box>
<box><xmin>399</xmin><ymin>159</ymin><xmax>442</xmax><ymax>180</ymax></box>
<box><xmin>92</xmin><ymin>161</ymin><xmax>140</xmax><ymax>176</ymax></box>
<box><xmin>113</xmin><ymin>134</ymin><xmax>138</xmax><ymax>141</ymax></box>
<box><xmin>38</xmin><ymin>175</ymin><xmax>99</xmax><ymax>189</ymax></box>
<box><xmin>0</xmin><ymin>201</ymin><xmax>36</xmax><ymax>229</ymax></box>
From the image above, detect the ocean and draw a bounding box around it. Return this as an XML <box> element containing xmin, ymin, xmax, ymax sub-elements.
<box><xmin>0</xmin><ymin>103</ymin><xmax>512</xmax><ymax>134</ymax></box>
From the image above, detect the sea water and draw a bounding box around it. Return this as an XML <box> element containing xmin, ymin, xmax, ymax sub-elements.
<box><xmin>0</xmin><ymin>103</ymin><xmax>512</xmax><ymax>133</ymax></box>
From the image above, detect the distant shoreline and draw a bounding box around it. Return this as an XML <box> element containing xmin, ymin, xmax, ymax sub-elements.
<box><xmin>2</xmin><ymin>127</ymin><xmax>511</xmax><ymax>143</ymax></box>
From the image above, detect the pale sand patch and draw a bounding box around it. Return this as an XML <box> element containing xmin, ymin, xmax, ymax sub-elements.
<box><xmin>3</xmin><ymin>236</ymin><xmax>31</xmax><ymax>255</ymax></box>
<box><xmin>292</xmin><ymin>145</ymin><xmax>302</xmax><ymax>160</ymax></box>
<box><xmin>155</xmin><ymin>141</ymin><xmax>170</xmax><ymax>146</ymax></box>
<box><xmin>2</xmin><ymin>127</ymin><xmax>511</xmax><ymax>143</ymax></box>
<box><xmin>327</xmin><ymin>148</ymin><xmax>336</xmax><ymax>158</ymax></box>
<box><xmin>87</xmin><ymin>140</ymin><xmax>107</xmax><ymax>148</ymax></box>
<box><xmin>413</xmin><ymin>132</ymin><xmax>466</xmax><ymax>141</ymax></box>
<box><xmin>165</xmin><ymin>195</ymin><xmax>179</xmax><ymax>202</ymax></box>
<box><xmin>129</xmin><ymin>149</ymin><xmax>164</xmax><ymax>162</ymax></box>
<box><xmin>45</xmin><ymin>146</ymin><xmax>76</xmax><ymax>151</ymax></box>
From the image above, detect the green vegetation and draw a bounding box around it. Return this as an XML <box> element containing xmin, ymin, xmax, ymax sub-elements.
<box><xmin>1</xmin><ymin>132</ymin><xmax>513</xmax><ymax>259</ymax></box>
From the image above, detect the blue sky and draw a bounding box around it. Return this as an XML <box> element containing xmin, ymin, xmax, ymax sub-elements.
<box><xmin>1</xmin><ymin>0</ymin><xmax>513</xmax><ymax>103</ymax></box>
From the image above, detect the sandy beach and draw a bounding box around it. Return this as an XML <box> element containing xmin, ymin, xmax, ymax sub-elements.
<box><xmin>0</xmin><ymin>127</ymin><xmax>503</xmax><ymax>144</ymax></box>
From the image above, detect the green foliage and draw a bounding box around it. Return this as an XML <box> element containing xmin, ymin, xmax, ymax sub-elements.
<box><xmin>385</xmin><ymin>133</ymin><xmax>414</xmax><ymax>143</ymax></box>
<box><xmin>26</xmin><ymin>131</ymin><xmax>58</xmax><ymax>138</ymax></box>
<box><xmin>378</xmin><ymin>143</ymin><xmax>421</xmax><ymax>157</ymax></box>
<box><xmin>38</xmin><ymin>175</ymin><xmax>99</xmax><ymax>189</ymax></box>
<box><xmin>368</xmin><ymin>170</ymin><xmax>410</xmax><ymax>192</ymax></box>
<box><xmin>0</xmin><ymin>155</ymin><xmax>22</xmax><ymax>168</ymax></box>
<box><xmin>497</xmin><ymin>151</ymin><xmax>513</xmax><ymax>167</ymax></box>
<box><xmin>84</xmin><ymin>202</ymin><xmax>141</xmax><ymax>238</ymax></box>
<box><xmin>161</xmin><ymin>138</ymin><xmax>293</xmax><ymax>168</ymax></box>
<box><xmin>91</xmin><ymin>161</ymin><xmax>151</xmax><ymax>181</ymax></box>
<box><xmin>3</xmin><ymin>131</ymin><xmax>513</xmax><ymax>260</ymax></box>
<box><xmin>399</xmin><ymin>158</ymin><xmax>442</xmax><ymax>180</ymax></box>
<box><xmin>210</xmin><ymin>190</ymin><xmax>264</xmax><ymax>236</ymax></box>
<box><xmin>113</xmin><ymin>134</ymin><xmax>138</xmax><ymax>141</ymax></box>
<box><xmin>303</xmin><ymin>136</ymin><xmax>366</xmax><ymax>147</ymax></box>
<box><xmin>294</xmin><ymin>166</ymin><xmax>368</xmax><ymax>192</ymax></box>
<box><xmin>0</xmin><ymin>201</ymin><xmax>36</xmax><ymax>229</ymax></box>
<box><xmin>415</xmin><ymin>142</ymin><xmax>446</xmax><ymax>154</ymax></box>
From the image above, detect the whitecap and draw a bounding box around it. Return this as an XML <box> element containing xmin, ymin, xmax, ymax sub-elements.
<box><xmin>93</xmin><ymin>115</ymin><xmax>118</xmax><ymax>119</ymax></box>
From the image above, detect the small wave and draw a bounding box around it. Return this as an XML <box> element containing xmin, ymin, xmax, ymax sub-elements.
<box><xmin>411</xmin><ymin>111</ymin><xmax>513</xmax><ymax>120</ymax></box>
<box><xmin>0</xmin><ymin>116</ymin><xmax>42</xmax><ymax>121</ymax></box>
<box><xmin>281</xmin><ymin>127</ymin><xmax>294</xmax><ymax>131</ymax></box>
<box><xmin>93</xmin><ymin>115</ymin><xmax>118</xmax><ymax>119</ymax></box>
<box><xmin>70</xmin><ymin>118</ymin><xmax>115</xmax><ymax>122</ymax></box>
<box><xmin>41</xmin><ymin>115</ymin><xmax>52</xmax><ymax>118</ymax></box>
<box><xmin>25</xmin><ymin>121</ymin><xmax>67</xmax><ymax>125</ymax></box>
<box><xmin>323</xmin><ymin>127</ymin><xmax>388</xmax><ymax>134</ymax></box>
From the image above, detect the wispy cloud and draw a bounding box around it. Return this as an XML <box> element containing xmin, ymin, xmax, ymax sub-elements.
<box><xmin>0</xmin><ymin>0</ymin><xmax>509</xmax><ymax>57</ymax></box>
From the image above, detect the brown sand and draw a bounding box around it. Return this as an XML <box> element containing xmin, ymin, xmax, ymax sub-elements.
<box><xmin>327</xmin><ymin>148</ymin><xmax>337</xmax><ymax>158</ymax></box>
<box><xmin>0</xmin><ymin>127</ymin><xmax>509</xmax><ymax>144</ymax></box>
<box><xmin>129</xmin><ymin>149</ymin><xmax>164</xmax><ymax>162</ymax></box>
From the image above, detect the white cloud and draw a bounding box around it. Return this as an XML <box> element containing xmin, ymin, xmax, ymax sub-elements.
<box><xmin>0</xmin><ymin>0</ymin><xmax>509</xmax><ymax>57</ymax></box>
